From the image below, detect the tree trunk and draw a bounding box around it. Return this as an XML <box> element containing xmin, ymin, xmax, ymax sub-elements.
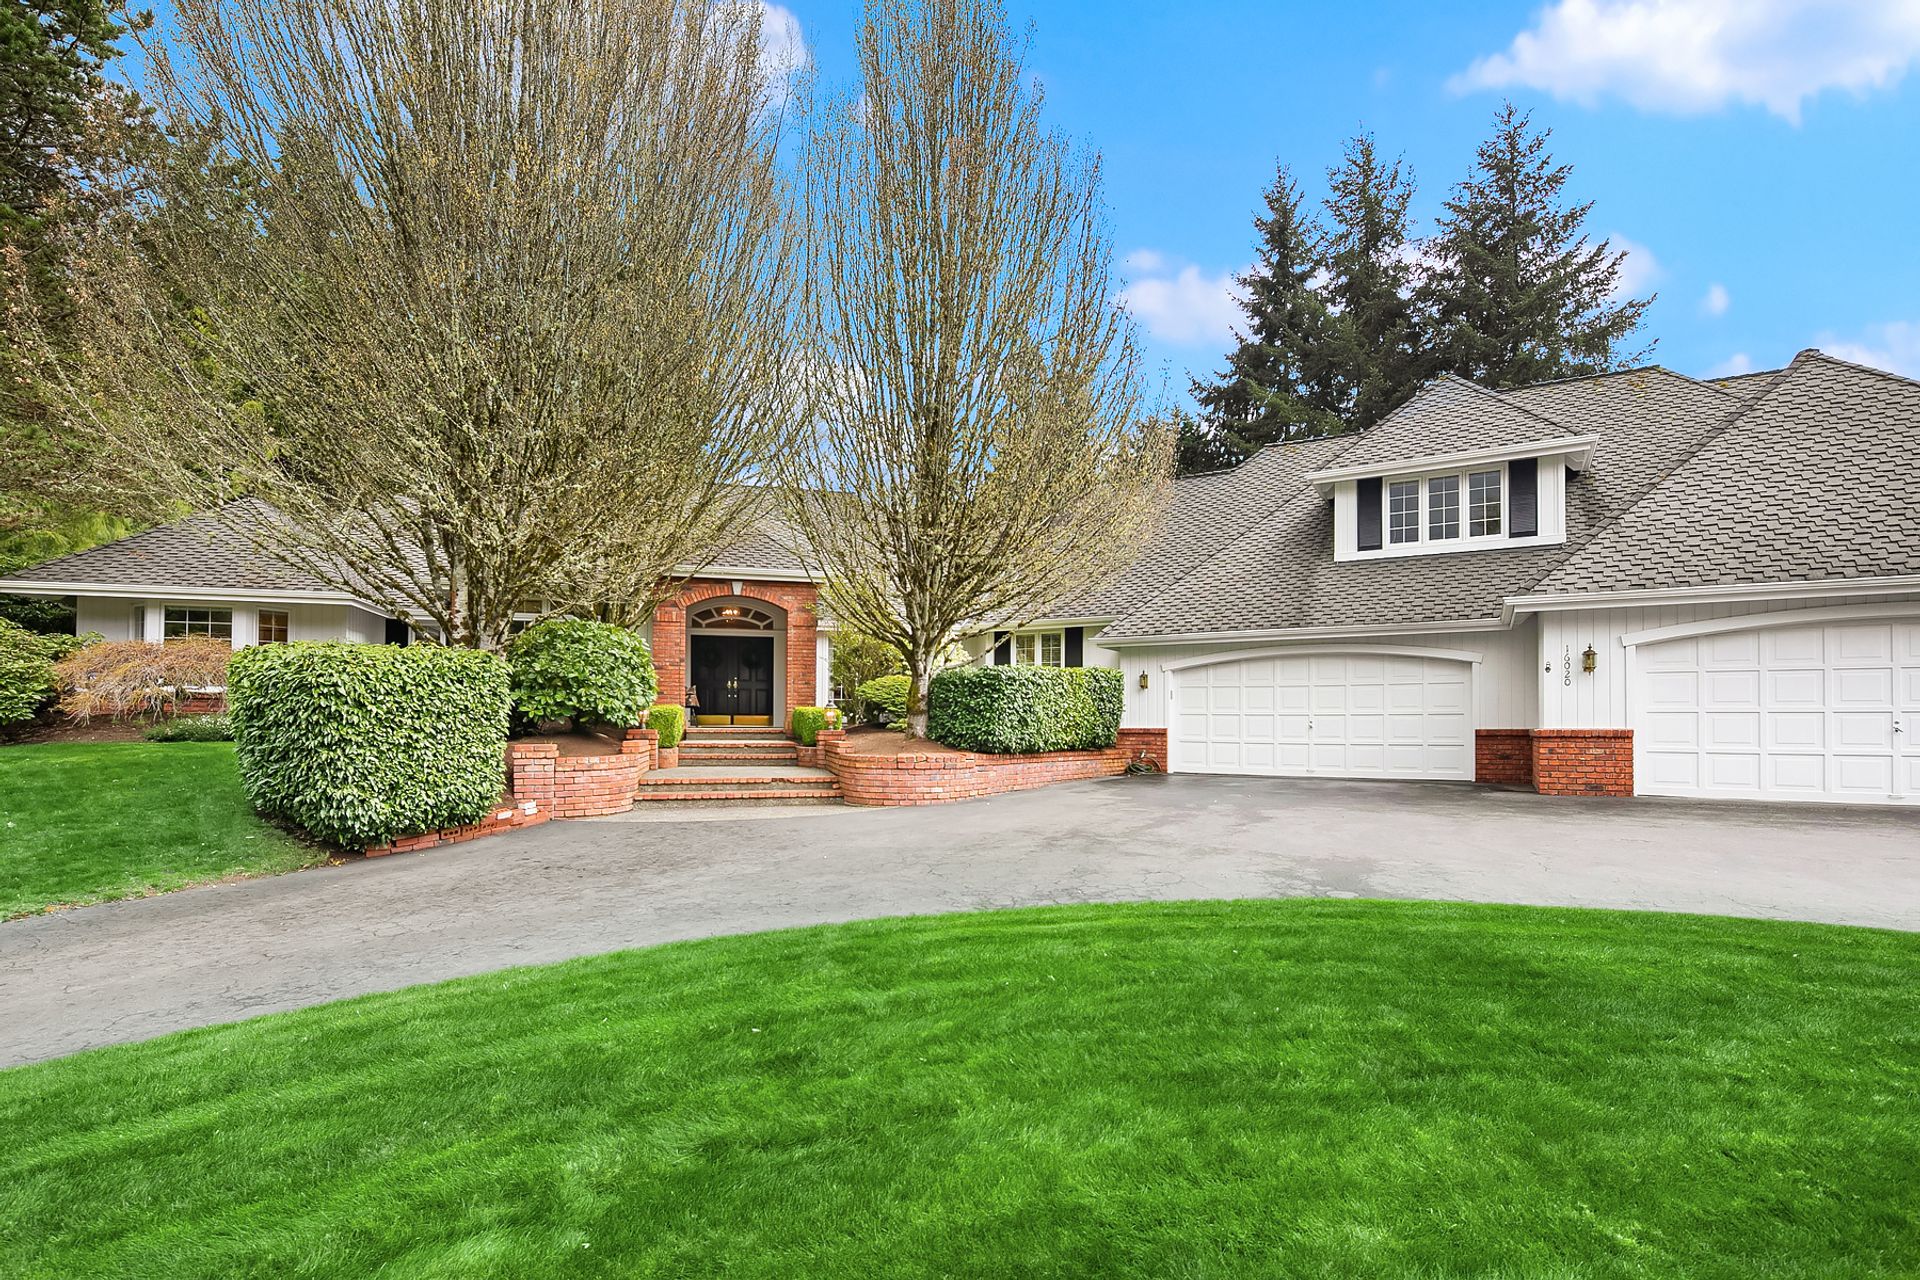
<box><xmin>905</xmin><ymin>654</ymin><xmax>933</xmax><ymax>739</ymax></box>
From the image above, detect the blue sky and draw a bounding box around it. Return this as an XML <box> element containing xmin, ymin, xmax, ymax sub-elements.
<box><xmin>770</xmin><ymin>0</ymin><xmax>1920</xmax><ymax>397</ymax></box>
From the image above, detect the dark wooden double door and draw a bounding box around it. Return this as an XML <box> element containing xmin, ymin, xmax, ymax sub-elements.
<box><xmin>692</xmin><ymin>635</ymin><xmax>774</xmax><ymax>724</ymax></box>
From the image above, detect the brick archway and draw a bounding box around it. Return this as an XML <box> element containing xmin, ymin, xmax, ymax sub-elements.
<box><xmin>653</xmin><ymin>578</ymin><xmax>820</xmax><ymax>725</ymax></box>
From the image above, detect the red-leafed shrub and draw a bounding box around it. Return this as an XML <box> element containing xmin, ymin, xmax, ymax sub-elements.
<box><xmin>54</xmin><ymin>638</ymin><xmax>234</xmax><ymax>722</ymax></box>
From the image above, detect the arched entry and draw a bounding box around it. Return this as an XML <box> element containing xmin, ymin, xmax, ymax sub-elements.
<box><xmin>688</xmin><ymin>598</ymin><xmax>785</xmax><ymax>725</ymax></box>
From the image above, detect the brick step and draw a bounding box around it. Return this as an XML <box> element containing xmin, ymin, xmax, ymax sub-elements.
<box><xmin>685</xmin><ymin>726</ymin><xmax>790</xmax><ymax>738</ymax></box>
<box><xmin>631</xmin><ymin>790</ymin><xmax>844</xmax><ymax>806</ymax></box>
<box><xmin>679</xmin><ymin>749</ymin><xmax>799</xmax><ymax>762</ymax></box>
<box><xmin>641</xmin><ymin>775</ymin><xmax>837</xmax><ymax>791</ymax></box>
<box><xmin>680</xmin><ymin>738</ymin><xmax>800</xmax><ymax>749</ymax></box>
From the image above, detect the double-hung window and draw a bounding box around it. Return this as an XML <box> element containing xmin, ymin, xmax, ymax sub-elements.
<box><xmin>1011</xmin><ymin>631</ymin><xmax>1064</xmax><ymax>667</ymax></box>
<box><xmin>1388</xmin><ymin>480</ymin><xmax>1421</xmax><ymax>545</ymax></box>
<box><xmin>1467</xmin><ymin>469</ymin><xmax>1503</xmax><ymax>536</ymax></box>
<box><xmin>163</xmin><ymin>607</ymin><xmax>232</xmax><ymax>640</ymax></box>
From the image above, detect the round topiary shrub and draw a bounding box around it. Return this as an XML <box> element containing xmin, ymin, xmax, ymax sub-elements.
<box><xmin>507</xmin><ymin>619</ymin><xmax>657</xmax><ymax>731</ymax></box>
<box><xmin>647</xmin><ymin>702</ymin><xmax>685</xmax><ymax>749</ymax></box>
<box><xmin>854</xmin><ymin>673</ymin><xmax>911</xmax><ymax>724</ymax></box>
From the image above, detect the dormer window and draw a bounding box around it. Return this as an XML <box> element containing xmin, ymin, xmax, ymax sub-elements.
<box><xmin>1385</xmin><ymin>468</ymin><xmax>1502</xmax><ymax>548</ymax></box>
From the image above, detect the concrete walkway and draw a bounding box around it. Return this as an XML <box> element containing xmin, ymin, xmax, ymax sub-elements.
<box><xmin>3</xmin><ymin>775</ymin><xmax>1917</xmax><ymax>1067</ymax></box>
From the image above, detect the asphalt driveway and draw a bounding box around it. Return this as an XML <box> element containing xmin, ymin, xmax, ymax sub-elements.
<box><xmin>3</xmin><ymin>775</ymin><xmax>1917</xmax><ymax>1067</ymax></box>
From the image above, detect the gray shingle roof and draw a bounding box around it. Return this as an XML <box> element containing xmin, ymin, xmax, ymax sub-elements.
<box><xmin>1535</xmin><ymin>351</ymin><xmax>1920</xmax><ymax>594</ymax></box>
<box><xmin>0</xmin><ymin>499</ymin><xmax>343</xmax><ymax>594</ymax></box>
<box><xmin>1094</xmin><ymin>365</ymin><xmax>1750</xmax><ymax>640</ymax></box>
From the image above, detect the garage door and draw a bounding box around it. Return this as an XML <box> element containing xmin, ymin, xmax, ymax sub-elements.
<box><xmin>1636</xmin><ymin>620</ymin><xmax>1919</xmax><ymax>805</ymax></box>
<box><xmin>1173</xmin><ymin>653</ymin><xmax>1473</xmax><ymax>780</ymax></box>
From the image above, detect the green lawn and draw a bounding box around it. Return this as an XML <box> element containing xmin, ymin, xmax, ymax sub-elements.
<box><xmin>2</xmin><ymin>901</ymin><xmax>1914</xmax><ymax>1277</ymax></box>
<box><xmin>0</xmin><ymin>742</ymin><xmax>325</xmax><ymax>918</ymax></box>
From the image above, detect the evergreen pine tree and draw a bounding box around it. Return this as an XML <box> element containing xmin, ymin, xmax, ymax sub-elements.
<box><xmin>1318</xmin><ymin>131</ymin><xmax>1430</xmax><ymax>430</ymax></box>
<box><xmin>1423</xmin><ymin>103</ymin><xmax>1652</xmax><ymax>388</ymax></box>
<box><xmin>1186</xmin><ymin>166</ymin><xmax>1341</xmax><ymax>471</ymax></box>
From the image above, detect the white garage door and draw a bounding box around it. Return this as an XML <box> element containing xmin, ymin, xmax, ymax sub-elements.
<box><xmin>1173</xmin><ymin>653</ymin><xmax>1473</xmax><ymax>780</ymax></box>
<box><xmin>1636</xmin><ymin>620</ymin><xmax>1919</xmax><ymax>805</ymax></box>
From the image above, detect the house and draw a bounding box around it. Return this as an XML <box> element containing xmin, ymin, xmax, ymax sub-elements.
<box><xmin>5</xmin><ymin>348</ymin><xmax>1915</xmax><ymax>805</ymax></box>
<box><xmin>965</xmin><ymin>350</ymin><xmax>1919</xmax><ymax>806</ymax></box>
<box><xmin>0</xmin><ymin>499</ymin><xmax>833</xmax><ymax>731</ymax></box>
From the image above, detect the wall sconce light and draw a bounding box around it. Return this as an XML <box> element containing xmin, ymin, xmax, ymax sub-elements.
<box><xmin>1582</xmin><ymin>645</ymin><xmax>1598</xmax><ymax>675</ymax></box>
<box><xmin>1138</xmin><ymin>671</ymin><xmax>1150</xmax><ymax>690</ymax></box>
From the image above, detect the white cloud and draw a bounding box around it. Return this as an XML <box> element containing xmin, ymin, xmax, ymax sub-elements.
<box><xmin>1608</xmin><ymin>234</ymin><xmax>1662</xmax><ymax>300</ymax></box>
<box><xmin>1701</xmin><ymin>282</ymin><xmax>1731</xmax><ymax>316</ymax></box>
<box><xmin>1450</xmin><ymin>0</ymin><xmax>1920</xmax><ymax>122</ymax></box>
<box><xmin>1705</xmin><ymin>352</ymin><xmax>1754</xmax><ymax>377</ymax></box>
<box><xmin>754</xmin><ymin>2</ymin><xmax>808</xmax><ymax>84</ymax></box>
<box><xmin>1819</xmin><ymin>320</ymin><xmax>1920</xmax><ymax>377</ymax></box>
<box><xmin>1119</xmin><ymin>253</ymin><xmax>1244</xmax><ymax>348</ymax></box>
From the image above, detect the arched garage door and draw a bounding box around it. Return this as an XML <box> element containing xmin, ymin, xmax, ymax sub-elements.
<box><xmin>1635</xmin><ymin>618</ymin><xmax>1919</xmax><ymax>805</ymax></box>
<box><xmin>1172</xmin><ymin>652</ymin><xmax>1474</xmax><ymax>780</ymax></box>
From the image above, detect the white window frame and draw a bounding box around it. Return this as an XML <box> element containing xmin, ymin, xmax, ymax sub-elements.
<box><xmin>1010</xmin><ymin>630</ymin><xmax>1066</xmax><ymax>667</ymax></box>
<box><xmin>1353</xmin><ymin>463</ymin><xmax>1517</xmax><ymax>559</ymax></box>
<box><xmin>163</xmin><ymin>606</ymin><xmax>233</xmax><ymax>639</ymax></box>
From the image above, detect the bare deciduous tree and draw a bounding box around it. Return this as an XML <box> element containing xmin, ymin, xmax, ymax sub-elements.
<box><xmin>16</xmin><ymin>0</ymin><xmax>802</xmax><ymax>647</ymax></box>
<box><xmin>785</xmin><ymin>0</ymin><xmax>1171</xmax><ymax>736</ymax></box>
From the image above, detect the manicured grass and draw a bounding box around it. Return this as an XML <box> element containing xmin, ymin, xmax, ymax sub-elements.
<box><xmin>2</xmin><ymin>901</ymin><xmax>1915</xmax><ymax>1277</ymax></box>
<box><xmin>0</xmin><ymin>742</ymin><xmax>324</xmax><ymax>917</ymax></box>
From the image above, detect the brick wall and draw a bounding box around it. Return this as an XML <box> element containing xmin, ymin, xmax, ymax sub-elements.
<box><xmin>653</xmin><ymin>578</ymin><xmax>821</xmax><ymax>723</ymax></box>
<box><xmin>507</xmin><ymin>731</ymin><xmax>656</xmax><ymax>819</ymax></box>
<box><xmin>1475</xmin><ymin>729</ymin><xmax>1535</xmax><ymax>787</ymax></box>
<box><xmin>1530</xmin><ymin>729</ymin><xmax>1634</xmax><ymax>797</ymax></box>
<box><xmin>366</xmin><ymin>800</ymin><xmax>548</xmax><ymax>857</ymax></box>
<box><xmin>1117</xmin><ymin>728</ymin><xmax>1168</xmax><ymax>772</ymax></box>
<box><xmin>821</xmin><ymin>731</ymin><xmax>1133</xmax><ymax>806</ymax></box>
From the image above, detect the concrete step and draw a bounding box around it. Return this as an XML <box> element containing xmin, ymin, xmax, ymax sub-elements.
<box><xmin>685</xmin><ymin>726</ymin><xmax>790</xmax><ymax>738</ymax></box>
<box><xmin>631</xmin><ymin>790</ymin><xmax>844</xmax><ymax>805</ymax></box>
<box><xmin>642</xmin><ymin>768</ymin><xmax>836</xmax><ymax>788</ymax></box>
<box><xmin>680</xmin><ymin>750</ymin><xmax>800</xmax><ymax>763</ymax></box>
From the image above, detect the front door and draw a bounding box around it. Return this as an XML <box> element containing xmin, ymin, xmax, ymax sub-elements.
<box><xmin>692</xmin><ymin>635</ymin><xmax>775</xmax><ymax>725</ymax></box>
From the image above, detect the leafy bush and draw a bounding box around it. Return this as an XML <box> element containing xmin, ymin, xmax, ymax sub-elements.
<box><xmin>790</xmin><ymin>706</ymin><xmax>828</xmax><ymax>746</ymax></box>
<box><xmin>831</xmin><ymin>630</ymin><xmax>905</xmax><ymax>720</ymax></box>
<box><xmin>227</xmin><ymin>643</ymin><xmax>511</xmax><ymax>848</ymax></box>
<box><xmin>143</xmin><ymin>713</ymin><xmax>236</xmax><ymax>742</ymax></box>
<box><xmin>507</xmin><ymin>619</ymin><xmax>657</xmax><ymax>730</ymax></box>
<box><xmin>648</xmin><ymin>703</ymin><xmax>685</xmax><ymax>750</ymax></box>
<box><xmin>54</xmin><ymin>637</ymin><xmax>230</xmax><ymax>723</ymax></box>
<box><xmin>927</xmin><ymin>666</ymin><xmax>1124</xmax><ymax>754</ymax></box>
<box><xmin>853</xmin><ymin>673</ymin><xmax>910</xmax><ymax>723</ymax></box>
<box><xmin>0</xmin><ymin>620</ymin><xmax>83</xmax><ymax>725</ymax></box>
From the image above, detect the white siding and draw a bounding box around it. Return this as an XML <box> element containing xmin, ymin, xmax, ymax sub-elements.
<box><xmin>61</xmin><ymin>595</ymin><xmax>369</xmax><ymax>647</ymax></box>
<box><xmin>75</xmin><ymin>596</ymin><xmax>136</xmax><ymax>641</ymax></box>
<box><xmin>1113</xmin><ymin>620</ymin><xmax>1540</xmax><ymax>732</ymax></box>
<box><xmin>1535</xmin><ymin>593</ymin><xmax>1920</xmax><ymax>729</ymax></box>
<box><xmin>345</xmin><ymin>606</ymin><xmax>387</xmax><ymax>643</ymax></box>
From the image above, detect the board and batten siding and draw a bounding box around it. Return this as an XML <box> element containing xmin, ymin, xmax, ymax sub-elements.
<box><xmin>72</xmin><ymin>597</ymin><xmax>362</xmax><ymax>646</ymax></box>
<box><xmin>1112</xmin><ymin>619</ymin><xmax>1540</xmax><ymax>732</ymax></box>
<box><xmin>1534</xmin><ymin>592</ymin><xmax>1920</xmax><ymax>729</ymax></box>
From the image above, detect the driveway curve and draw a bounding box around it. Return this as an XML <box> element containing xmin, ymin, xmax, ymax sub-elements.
<box><xmin>3</xmin><ymin>774</ymin><xmax>1917</xmax><ymax>1066</ymax></box>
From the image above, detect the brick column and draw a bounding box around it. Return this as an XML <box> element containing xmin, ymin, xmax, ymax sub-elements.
<box><xmin>1530</xmin><ymin>729</ymin><xmax>1633</xmax><ymax>797</ymax></box>
<box><xmin>1475</xmin><ymin>729</ymin><xmax>1535</xmax><ymax>786</ymax></box>
<box><xmin>508</xmin><ymin>742</ymin><xmax>558</xmax><ymax>805</ymax></box>
<box><xmin>784</xmin><ymin>599</ymin><xmax>818</xmax><ymax>725</ymax></box>
<box><xmin>653</xmin><ymin>601</ymin><xmax>689</xmax><ymax>711</ymax></box>
<box><xmin>1116</xmin><ymin>728</ymin><xmax>1168</xmax><ymax>771</ymax></box>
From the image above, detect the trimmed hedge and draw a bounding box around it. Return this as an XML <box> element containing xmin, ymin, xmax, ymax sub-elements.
<box><xmin>790</xmin><ymin>706</ymin><xmax>827</xmax><ymax>746</ymax></box>
<box><xmin>927</xmin><ymin>666</ymin><xmax>1124</xmax><ymax>754</ymax></box>
<box><xmin>507</xmin><ymin>619</ymin><xmax>657</xmax><ymax>730</ymax></box>
<box><xmin>648</xmin><ymin>703</ymin><xmax>685</xmax><ymax>750</ymax></box>
<box><xmin>227</xmin><ymin>643</ymin><xmax>511</xmax><ymax>849</ymax></box>
<box><xmin>854</xmin><ymin>673</ymin><xmax>910</xmax><ymax>723</ymax></box>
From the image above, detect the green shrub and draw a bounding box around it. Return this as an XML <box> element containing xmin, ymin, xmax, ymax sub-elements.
<box><xmin>506</xmin><ymin>619</ymin><xmax>657</xmax><ymax>730</ymax></box>
<box><xmin>790</xmin><ymin>706</ymin><xmax>828</xmax><ymax>746</ymax></box>
<box><xmin>648</xmin><ymin>703</ymin><xmax>685</xmax><ymax>750</ymax></box>
<box><xmin>927</xmin><ymin>666</ymin><xmax>1124</xmax><ymax>754</ymax></box>
<box><xmin>227</xmin><ymin>643</ymin><xmax>510</xmax><ymax>848</ymax></box>
<box><xmin>143</xmin><ymin>713</ymin><xmax>236</xmax><ymax>742</ymax></box>
<box><xmin>0</xmin><ymin>621</ymin><xmax>85</xmax><ymax>726</ymax></box>
<box><xmin>853</xmin><ymin>673</ymin><xmax>911</xmax><ymax>723</ymax></box>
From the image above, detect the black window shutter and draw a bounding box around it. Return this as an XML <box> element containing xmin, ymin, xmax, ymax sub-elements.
<box><xmin>1509</xmin><ymin>458</ymin><xmax>1538</xmax><ymax>538</ymax></box>
<box><xmin>1356</xmin><ymin>477</ymin><xmax>1383</xmax><ymax>551</ymax></box>
<box><xmin>1064</xmin><ymin>626</ymin><xmax>1084</xmax><ymax>667</ymax></box>
<box><xmin>992</xmin><ymin>631</ymin><xmax>1010</xmax><ymax>665</ymax></box>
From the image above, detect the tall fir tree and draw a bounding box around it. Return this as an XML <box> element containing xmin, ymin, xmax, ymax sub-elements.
<box><xmin>1317</xmin><ymin>131</ymin><xmax>1430</xmax><ymax>431</ymax></box>
<box><xmin>1187</xmin><ymin>166</ymin><xmax>1342</xmax><ymax>470</ymax></box>
<box><xmin>1423</xmin><ymin>103</ymin><xmax>1651</xmax><ymax>388</ymax></box>
<box><xmin>0</xmin><ymin>0</ymin><xmax>153</xmax><ymax>609</ymax></box>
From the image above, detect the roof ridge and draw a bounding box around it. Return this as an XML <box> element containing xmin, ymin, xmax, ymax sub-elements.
<box><xmin>1440</xmin><ymin>370</ymin><xmax>1600</xmax><ymax>437</ymax></box>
